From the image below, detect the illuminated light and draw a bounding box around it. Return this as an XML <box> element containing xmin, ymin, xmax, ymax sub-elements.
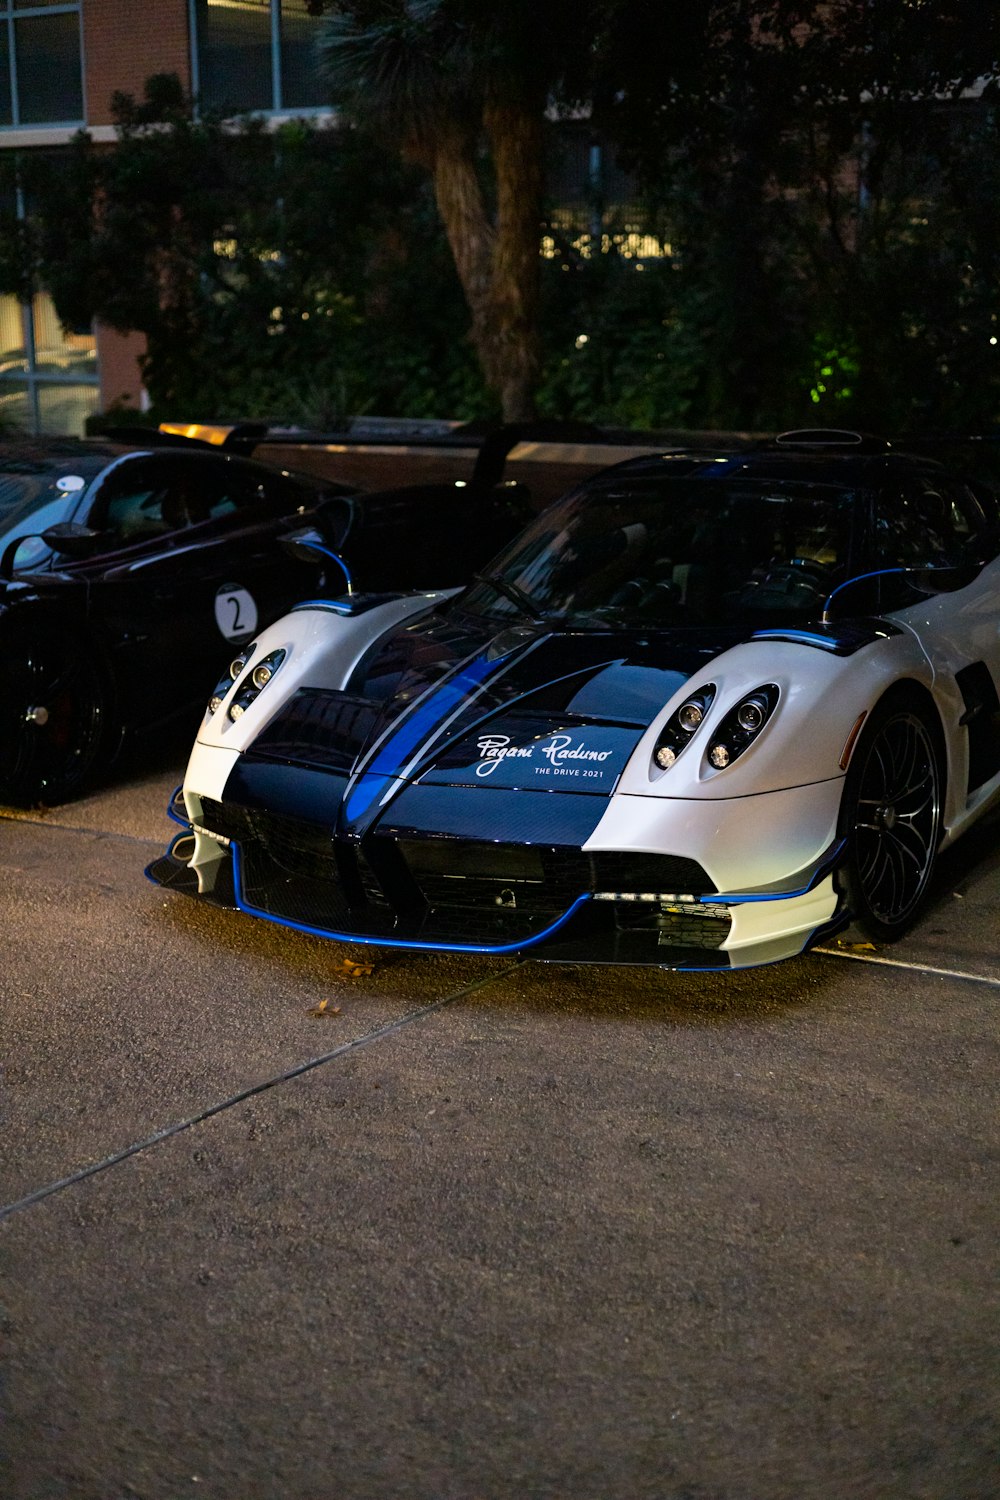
<box><xmin>654</xmin><ymin>744</ymin><xmax>677</xmax><ymax>769</ymax></box>
<box><xmin>575</xmin><ymin>333</ymin><xmax>589</xmax><ymax>348</ymax></box>
<box><xmin>454</xmin><ymin>480</ymin><xmax>467</xmax><ymax>487</ymax></box>
<box><xmin>208</xmin><ymin>695</ymin><xmax>223</xmax><ymax>715</ymax></box>
<box><xmin>709</xmin><ymin>743</ymin><xmax>731</xmax><ymax>768</ymax></box>
<box><xmin>229</xmin><ymin>702</ymin><xmax>245</xmax><ymax>720</ymax></box>
<box><xmin>736</xmin><ymin>697</ymin><xmax>767</xmax><ymax>732</ymax></box>
<box><xmin>251</xmin><ymin>664</ymin><xmax>272</xmax><ymax>689</ymax></box>
<box><xmin>678</xmin><ymin>701</ymin><xmax>704</xmax><ymax>733</ymax></box>
<box><xmin>991</xmin><ymin>337</ymin><xmax>998</xmax><ymax>346</ymax></box>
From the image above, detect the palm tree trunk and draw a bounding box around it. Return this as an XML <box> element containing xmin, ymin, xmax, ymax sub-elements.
<box><xmin>431</xmin><ymin>107</ymin><xmax>543</xmax><ymax>422</ymax></box>
<box><xmin>485</xmin><ymin>97</ymin><xmax>543</xmax><ymax>421</ymax></box>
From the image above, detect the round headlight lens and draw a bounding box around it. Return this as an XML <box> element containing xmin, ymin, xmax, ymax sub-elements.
<box><xmin>709</xmin><ymin>743</ymin><xmax>731</xmax><ymax>769</ymax></box>
<box><xmin>229</xmin><ymin>701</ymin><xmax>245</xmax><ymax>720</ymax></box>
<box><xmin>678</xmin><ymin>701</ymin><xmax>704</xmax><ymax>733</ymax></box>
<box><xmin>654</xmin><ymin>744</ymin><xmax>677</xmax><ymax>770</ymax></box>
<box><xmin>229</xmin><ymin>655</ymin><xmax>248</xmax><ymax>679</ymax></box>
<box><xmin>736</xmin><ymin>696</ymin><xmax>767</xmax><ymax>732</ymax></box>
<box><xmin>208</xmin><ymin>695</ymin><xmax>223</xmax><ymax>715</ymax></box>
<box><xmin>251</xmin><ymin>664</ymin><xmax>273</xmax><ymax>689</ymax></box>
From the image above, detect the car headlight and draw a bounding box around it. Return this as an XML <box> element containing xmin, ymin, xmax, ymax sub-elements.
<box><xmin>206</xmin><ymin>644</ymin><xmax>257</xmax><ymax>717</ymax></box>
<box><xmin>706</xmin><ymin>684</ymin><xmax>779</xmax><ymax>770</ymax></box>
<box><xmin>652</xmin><ymin>685</ymin><xmax>716</xmax><ymax>772</ymax></box>
<box><xmin>227</xmin><ymin>648</ymin><xmax>286</xmax><ymax>721</ymax></box>
<box><xmin>205</xmin><ymin>645</ymin><xmax>287</xmax><ymax>719</ymax></box>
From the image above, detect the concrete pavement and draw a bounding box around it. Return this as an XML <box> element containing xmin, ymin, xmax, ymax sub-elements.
<box><xmin>1</xmin><ymin>758</ymin><xmax>998</xmax><ymax>1500</ymax></box>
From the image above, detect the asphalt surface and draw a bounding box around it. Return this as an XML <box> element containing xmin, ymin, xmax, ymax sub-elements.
<box><xmin>1</xmin><ymin>750</ymin><xmax>998</xmax><ymax>1500</ymax></box>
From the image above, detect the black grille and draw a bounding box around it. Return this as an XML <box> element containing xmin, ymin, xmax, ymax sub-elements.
<box><xmin>196</xmin><ymin>796</ymin><xmax>718</xmax><ymax>950</ymax></box>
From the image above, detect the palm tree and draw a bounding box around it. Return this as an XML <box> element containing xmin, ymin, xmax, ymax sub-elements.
<box><xmin>317</xmin><ymin>1</ymin><xmax>582</xmax><ymax>421</ymax></box>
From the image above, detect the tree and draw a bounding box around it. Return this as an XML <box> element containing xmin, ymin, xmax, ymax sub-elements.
<box><xmin>316</xmin><ymin>0</ymin><xmax>592</xmax><ymax>422</ymax></box>
<box><xmin>11</xmin><ymin>74</ymin><xmax>487</xmax><ymax>422</ymax></box>
<box><xmin>592</xmin><ymin>1</ymin><xmax>1000</xmax><ymax>432</ymax></box>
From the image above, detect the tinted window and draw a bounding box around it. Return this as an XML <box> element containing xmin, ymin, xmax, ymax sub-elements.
<box><xmin>873</xmin><ymin>479</ymin><xmax>988</xmax><ymax>566</ymax></box>
<box><xmin>464</xmin><ymin>477</ymin><xmax>858</xmax><ymax>628</ymax></box>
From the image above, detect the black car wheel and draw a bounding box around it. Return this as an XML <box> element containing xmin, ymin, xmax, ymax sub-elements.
<box><xmin>0</xmin><ymin>630</ymin><xmax>110</xmax><ymax>806</ymax></box>
<box><xmin>839</xmin><ymin>690</ymin><xmax>943</xmax><ymax>941</ymax></box>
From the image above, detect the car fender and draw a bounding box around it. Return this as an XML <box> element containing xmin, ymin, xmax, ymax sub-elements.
<box><xmin>193</xmin><ymin>590</ymin><xmax>458</xmax><ymax>755</ymax></box>
<box><xmin>614</xmin><ymin>630</ymin><xmax>936</xmax><ymax>801</ymax></box>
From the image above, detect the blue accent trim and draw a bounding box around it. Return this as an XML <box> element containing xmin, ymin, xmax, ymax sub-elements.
<box><xmin>342</xmin><ymin>648</ymin><xmax>506</xmax><ymax>829</ymax></box>
<box><xmin>291</xmin><ymin>597</ymin><xmax>354</xmax><ymax>615</ymax></box>
<box><xmin>230</xmin><ymin>841</ymin><xmax>592</xmax><ymax>954</ymax></box>
<box><xmin>750</xmin><ymin>628</ymin><xmax>845</xmax><ymax>651</ymax></box>
<box><xmin>709</xmin><ymin>838</ymin><xmax>846</xmax><ymax>904</ymax></box>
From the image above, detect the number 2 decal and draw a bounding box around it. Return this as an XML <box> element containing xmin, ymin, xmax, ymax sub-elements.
<box><xmin>214</xmin><ymin>583</ymin><xmax>258</xmax><ymax>642</ymax></box>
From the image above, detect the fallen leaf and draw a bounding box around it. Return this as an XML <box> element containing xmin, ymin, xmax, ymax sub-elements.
<box><xmin>841</xmin><ymin>941</ymin><xmax>878</xmax><ymax>952</ymax></box>
<box><xmin>339</xmin><ymin>957</ymin><xmax>374</xmax><ymax>977</ymax></box>
<box><xmin>307</xmin><ymin>998</ymin><xmax>342</xmax><ymax>1018</ymax></box>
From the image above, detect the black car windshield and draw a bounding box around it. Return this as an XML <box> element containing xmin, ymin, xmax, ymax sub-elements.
<box><xmin>461</xmin><ymin>476</ymin><xmax>858</xmax><ymax>629</ymax></box>
<box><xmin>0</xmin><ymin>456</ymin><xmax>106</xmax><ymax>530</ymax></box>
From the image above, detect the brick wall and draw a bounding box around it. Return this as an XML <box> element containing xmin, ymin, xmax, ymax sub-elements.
<box><xmin>83</xmin><ymin>0</ymin><xmax>192</xmax><ymax>125</ymax></box>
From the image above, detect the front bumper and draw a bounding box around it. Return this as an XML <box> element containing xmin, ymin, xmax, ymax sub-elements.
<box><xmin>148</xmin><ymin>779</ymin><xmax>847</xmax><ymax>972</ymax></box>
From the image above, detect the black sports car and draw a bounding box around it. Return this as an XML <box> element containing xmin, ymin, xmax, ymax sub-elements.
<box><xmin>0</xmin><ymin>433</ymin><xmax>532</xmax><ymax>806</ymax></box>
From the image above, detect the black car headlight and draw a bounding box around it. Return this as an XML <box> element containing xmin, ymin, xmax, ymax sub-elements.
<box><xmin>706</xmin><ymin>684</ymin><xmax>779</xmax><ymax>769</ymax></box>
<box><xmin>652</xmin><ymin>685</ymin><xmax>717</xmax><ymax>771</ymax></box>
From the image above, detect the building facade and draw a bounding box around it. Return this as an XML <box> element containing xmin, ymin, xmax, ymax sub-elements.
<box><xmin>0</xmin><ymin>0</ymin><xmax>332</xmax><ymax>434</ymax></box>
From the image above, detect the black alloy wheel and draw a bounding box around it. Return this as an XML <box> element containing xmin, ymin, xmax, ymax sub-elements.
<box><xmin>839</xmin><ymin>690</ymin><xmax>943</xmax><ymax>941</ymax></box>
<box><xmin>0</xmin><ymin>630</ymin><xmax>110</xmax><ymax>807</ymax></box>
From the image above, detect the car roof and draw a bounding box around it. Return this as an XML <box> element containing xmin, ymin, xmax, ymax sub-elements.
<box><xmin>593</xmin><ymin>449</ymin><xmax>952</xmax><ymax>490</ymax></box>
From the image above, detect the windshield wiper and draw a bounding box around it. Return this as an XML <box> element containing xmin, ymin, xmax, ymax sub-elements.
<box><xmin>472</xmin><ymin>571</ymin><xmax>548</xmax><ymax>622</ymax></box>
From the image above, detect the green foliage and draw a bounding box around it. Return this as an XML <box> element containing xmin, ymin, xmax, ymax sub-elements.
<box><xmin>5</xmin><ymin>5</ymin><xmax>1000</xmax><ymax>436</ymax></box>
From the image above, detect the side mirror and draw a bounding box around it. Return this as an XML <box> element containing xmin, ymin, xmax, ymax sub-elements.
<box><xmin>41</xmin><ymin>521</ymin><xmax>102</xmax><ymax>559</ymax></box>
<box><xmin>279</xmin><ymin>527</ymin><xmax>353</xmax><ymax>594</ymax></box>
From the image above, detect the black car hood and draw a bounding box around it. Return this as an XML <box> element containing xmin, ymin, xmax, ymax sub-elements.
<box><xmin>245</xmin><ymin>613</ymin><xmax>740</xmax><ymax>836</ymax></box>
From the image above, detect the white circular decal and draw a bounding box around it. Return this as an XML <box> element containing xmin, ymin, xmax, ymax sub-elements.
<box><xmin>214</xmin><ymin>583</ymin><xmax>258</xmax><ymax>642</ymax></box>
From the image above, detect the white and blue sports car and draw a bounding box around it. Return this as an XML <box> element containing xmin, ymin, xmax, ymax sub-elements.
<box><xmin>149</xmin><ymin>431</ymin><xmax>1000</xmax><ymax>971</ymax></box>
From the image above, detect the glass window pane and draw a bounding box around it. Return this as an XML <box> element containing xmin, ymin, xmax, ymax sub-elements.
<box><xmin>15</xmin><ymin>12</ymin><xmax>83</xmax><ymax>124</ymax></box>
<box><xmin>14</xmin><ymin>2</ymin><xmax>76</xmax><ymax>9</ymax></box>
<box><xmin>0</xmin><ymin>25</ymin><xmax>11</xmax><ymax>126</ymax></box>
<box><xmin>0</xmin><ymin>293</ymin><xmax>27</xmax><ymax>370</ymax></box>
<box><xmin>0</xmin><ymin>377</ymin><xmax>31</xmax><ymax>434</ymax></box>
<box><xmin>196</xmin><ymin>0</ymin><xmax>273</xmax><ymax>114</ymax></box>
<box><xmin>280</xmin><ymin>0</ymin><xmax>327</xmax><ymax>109</ymax></box>
<box><xmin>29</xmin><ymin>291</ymin><xmax>95</xmax><ymax>375</ymax></box>
<box><xmin>37</xmin><ymin>380</ymin><xmax>99</xmax><ymax>437</ymax></box>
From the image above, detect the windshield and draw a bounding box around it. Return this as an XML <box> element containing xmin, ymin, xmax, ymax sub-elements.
<box><xmin>462</xmin><ymin>476</ymin><xmax>859</xmax><ymax>629</ymax></box>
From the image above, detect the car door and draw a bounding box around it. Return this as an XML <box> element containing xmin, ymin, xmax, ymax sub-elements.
<box><xmin>874</xmin><ymin>474</ymin><xmax>1000</xmax><ymax>796</ymax></box>
<box><xmin>67</xmin><ymin>451</ymin><xmax>320</xmax><ymax>729</ymax></box>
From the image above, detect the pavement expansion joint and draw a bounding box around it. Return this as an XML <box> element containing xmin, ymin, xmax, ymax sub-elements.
<box><xmin>814</xmin><ymin>946</ymin><xmax>1000</xmax><ymax>987</ymax></box>
<box><xmin>0</xmin><ymin>962</ymin><xmax>523</xmax><ymax>1225</ymax></box>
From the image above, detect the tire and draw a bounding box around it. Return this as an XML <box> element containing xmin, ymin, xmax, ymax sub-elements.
<box><xmin>0</xmin><ymin>629</ymin><xmax>111</xmax><ymax>807</ymax></box>
<box><xmin>839</xmin><ymin>690</ymin><xmax>943</xmax><ymax>942</ymax></box>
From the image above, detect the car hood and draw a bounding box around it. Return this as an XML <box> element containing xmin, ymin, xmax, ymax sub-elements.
<box><xmin>247</xmin><ymin>614</ymin><xmax>741</xmax><ymax>816</ymax></box>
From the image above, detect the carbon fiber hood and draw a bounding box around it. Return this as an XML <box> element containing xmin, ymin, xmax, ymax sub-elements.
<box><xmin>247</xmin><ymin>613</ymin><xmax>736</xmax><ymax>802</ymax></box>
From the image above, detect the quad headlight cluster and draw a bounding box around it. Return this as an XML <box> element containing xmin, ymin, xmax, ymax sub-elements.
<box><xmin>652</xmin><ymin>682</ymin><xmax>779</xmax><ymax>773</ymax></box>
<box><xmin>652</xmin><ymin>684</ymin><xmax>717</xmax><ymax>769</ymax></box>
<box><xmin>207</xmin><ymin>645</ymin><xmax>286</xmax><ymax>722</ymax></box>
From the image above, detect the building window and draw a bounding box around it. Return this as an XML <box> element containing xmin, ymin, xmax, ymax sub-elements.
<box><xmin>191</xmin><ymin>0</ymin><xmax>330</xmax><ymax>115</ymax></box>
<box><xmin>0</xmin><ymin>289</ymin><xmax>98</xmax><ymax>436</ymax></box>
<box><xmin>0</xmin><ymin>2</ymin><xmax>83</xmax><ymax>129</ymax></box>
